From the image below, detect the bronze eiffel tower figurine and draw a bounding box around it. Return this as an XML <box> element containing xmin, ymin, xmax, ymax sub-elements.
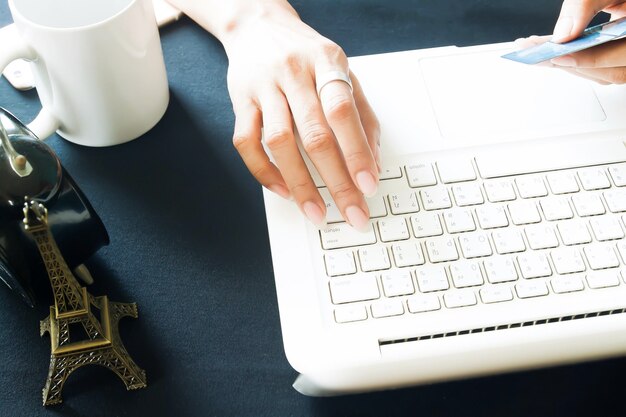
<box><xmin>22</xmin><ymin>201</ymin><xmax>147</xmax><ymax>406</ymax></box>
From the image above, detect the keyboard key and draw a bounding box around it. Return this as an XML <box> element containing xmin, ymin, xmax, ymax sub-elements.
<box><xmin>511</xmin><ymin>202</ymin><xmax>543</xmax><ymax>227</ymax></box>
<box><xmin>550</xmin><ymin>247</ymin><xmax>586</xmax><ymax>274</ymax></box>
<box><xmin>480</xmin><ymin>286</ymin><xmax>514</xmax><ymax>303</ymax></box>
<box><xmin>371</xmin><ymin>299</ymin><xmax>405</xmax><ymax>318</ymax></box>
<box><xmin>324</xmin><ymin>250</ymin><xmax>357</xmax><ymax>276</ymax></box>
<box><xmin>551</xmin><ymin>275</ymin><xmax>584</xmax><ymax>294</ymax></box>
<box><xmin>311</xmin><ymin>167</ymin><xmax>325</xmax><ymax>188</ymax></box>
<box><xmin>329</xmin><ymin>275</ymin><xmax>380</xmax><ymax>304</ymax></box>
<box><xmin>572</xmin><ymin>194</ymin><xmax>606</xmax><ymax>217</ymax></box>
<box><xmin>459</xmin><ymin>232</ymin><xmax>492</xmax><ymax>258</ymax></box>
<box><xmin>484</xmin><ymin>256</ymin><xmax>518</xmax><ymax>283</ymax></box>
<box><xmin>546</xmin><ymin>171</ymin><xmax>579</xmax><ymax>194</ymax></box>
<box><xmin>358</xmin><ymin>246</ymin><xmax>391</xmax><ymax>272</ymax></box>
<box><xmin>444</xmin><ymin>290</ymin><xmax>477</xmax><ymax>308</ymax></box>
<box><xmin>320</xmin><ymin>188</ymin><xmax>343</xmax><ymax>223</ymax></box>
<box><xmin>378</xmin><ymin>217</ymin><xmax>410</xmax><ymax>242</ymax></box>
<box><xmin>493</xmin><ymin>229</ymin><xmax>526</xmax><ymax>254</ymax></box>
<box><xmin>508</xmin><ymin>200</ymin><xmax>541</xmax><ymax>225</ymax></box>
<box><xmin>420</xmin><ymin>188</ymin><xmax>452</xmax><ymax>210</ymax></box>
<box><xmin>589</xmin><ymin>217</ymin><xmax>624</xmax><ymax>241</ymax></box>
<box><xmin>320</xmin><ymin>223</ymin><xmax>377</xmax><ymax>250</ymax></box>
<box><xmin>557</xmin><ymin>220</ymin><xmax>592</xmax><ymax>246</ymax></box>
<box><xmin>391</xmin><ymin>242</ymin><xmax>425</xmax><ymax>267</ymax></box>
<box><xmin>518</xmin><ymin>253</ymin><xmax>552</xmax><ymax>279</ymax></box>
<box><xmin>334</xmin><ymin>305</ymin><xmax>368</xmax><ymax>323</ymax></box>
<box><xmin>604</xmin><ymin>189</ymin><xmax>626</xmax><ymax>213</ymax></box>
<box><xmin>622</xmin><ymin>215</ymin><xmax>626</xmax><ymax>234</ymax></box>
<box><xmin>450</xmin><ymin>261</ymin><xmax>484</xmax><ymax>288</ymax></box>
<box><xmin>411</xmin><ymin>213</ymin><xmax>443</xmax><ymax>238</ymax></box>
<box><xmin>617</xmin><ymin>241</ymin><xmax>626</xmax><ymax>263</ymax></box>
<box><xmin>476</xmin><ymin>205</ymin><xmax>509</xmax><ymax>229</ymax></box>
<box><xmin>484</xmin><ymin>180</ymin><xmax>516</xmax><ymax>202</ymax></box>
<box><xmin>516</xmin><ymin>176</ymin><xmax>548</xmax><ymax>198</ymax></box>
<box><xmin>586</xmin><ymin>270</ymin><xmax>620</xmax><ymax>289</ymax></box>
<box><xmin>437</xmin><ymin>159</ymin><xmax>476</xmax><ymax>183</ymax></box>
<box><xmin>524</xmin><ymin>224</ymin><xmax>559</xmax><ymax>250</ymax></box>
<box><xmin>608</xmin><ymin>163</ymin><xmax>626</xmax><ymax>187</ymax></box>
<box><xmin>415</xmin><ymin>266</ymin><xmax>450</xmax><ymax>292</ymax></box>
<box><xmin>388</xmin><ymin>191</ymin><xmax>420</xmax><ymax>215</ymax></box>
<box><xmin>405</xmin><ymin>163</ymin><xmax>437</xmax><ymax>188</ymax></box>
<box><xmin>578</xmin><ymin>167</ymin><xmax>611</xmax><ymax>190</ymax></box>
<box><xmin>584</xmin><ymin>244</ymin><xmax>620</xmax><ymax>270</ymax></box>
<box><xmin>443</xmin><ymin>208</ymin><xmax>476</xmax><ymax>233</ymax></box>
<box><xmin>425</xmin><ymin>236</ymin><xmax>459</xmax><ymax>263</ymax></box>
<box><xmin>381</xmin><ymin>270</ymin><xmax>415</xmax><ymax>297</ymax></box>
<box><xmin>366</xmin><ymin>196</ymin><xmax>388</xmax><ymax>219</ymax></box>
<box><xmin>539</xmin><ymin>197</ymin><xmax>574</xmax><ymax>221</ymax></box>
<box><xmin>321</xmin><ymin>188</ymin><xmax>387</xmax><ymax>222</ymax></box>
<box><xmin>452</xmin><ymin>182</ymin><xmax>484</xmax><ymax>206</ymax></box>
<box><xmin>407</xmin><ymin>294</ymin><xmax>440</xmax><ymax>313</ymax></box>
<box><xmin>516</xmin><ymin>280</ymin><xmax>549</xmax><ymax>298</ymax></box>
<box><xmin>380</xmin><ymin>166</ymin><xmax>402</xmax><ymax>180</ymax></box>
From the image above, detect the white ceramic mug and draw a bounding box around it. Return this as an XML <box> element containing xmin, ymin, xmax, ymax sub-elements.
<box><xmin>0</xmin><ymin>0</ymin><xmax>169</xmax><ymax>147</ymax></box>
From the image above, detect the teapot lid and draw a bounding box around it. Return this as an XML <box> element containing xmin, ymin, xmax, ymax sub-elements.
<box><xmin>0</xmin><ymin>109</ymin><xmax>62</xmax><ymax>216</ymax></box>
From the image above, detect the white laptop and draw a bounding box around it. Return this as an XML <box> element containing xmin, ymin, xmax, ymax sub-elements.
<box><xmin>263</xmin><ymin>41</ymin><xmax>626</xmax><ymax>396</ymax></box>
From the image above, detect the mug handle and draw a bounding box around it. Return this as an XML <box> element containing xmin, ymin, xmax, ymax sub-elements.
<box><xmin>0</xmin><ymin>24</ymin><xmax>60</xmax><ymax>140</ymax></box>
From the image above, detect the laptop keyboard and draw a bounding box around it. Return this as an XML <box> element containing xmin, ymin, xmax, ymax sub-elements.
<box><xmin>318</xmin><ymin>159</ymin><xmax>626</xmax><ymax>324</ymax></box>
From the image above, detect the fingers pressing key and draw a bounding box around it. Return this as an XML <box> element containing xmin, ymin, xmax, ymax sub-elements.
<box><xmin>261</xmin><ymin>89</ymin><xmax>328</xmax><ymax>227</ymax></box>
<box><xmin>282</xmin><ymin>67</ymin><xmax>373</xmax><ymax>231</ymax></box>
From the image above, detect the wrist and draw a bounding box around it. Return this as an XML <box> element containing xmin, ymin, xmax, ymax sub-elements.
<box><xmin>167</xmin><ymin>0</ymin><xmax>304</xmax><ymax>53</ymax></box>
<box><xmin>165</xmin><ymin>0</ymin><xmax>298</xmax><ymax>42</ymax></box>
<box><xmin>215</xmin><ymin>0</ymin><xmax>299</xmax><ymax>47</ymax></box>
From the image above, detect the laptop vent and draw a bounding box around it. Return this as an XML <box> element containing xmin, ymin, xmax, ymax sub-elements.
<box><xmin>378</xmin><ymin>308</ymin><xmax>626</xmax><ymax>347</ymax></box>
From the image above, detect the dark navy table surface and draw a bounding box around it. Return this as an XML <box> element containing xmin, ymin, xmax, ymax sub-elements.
<box><xmin>1</xmin><ymin>1</ymin><xmax>625</xmax><ymax>416</ymax></box>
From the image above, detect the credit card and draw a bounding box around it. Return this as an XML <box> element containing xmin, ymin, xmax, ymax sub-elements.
<box><xmin>502</xmin><ymin>16</ymin><xmax>626</xmax><ymax>65</ymax></box>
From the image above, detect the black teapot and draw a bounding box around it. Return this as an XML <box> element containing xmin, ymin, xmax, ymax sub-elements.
<box><xmin>0</xmin><ymin>108</ymin><xmax>109</xmax><ymax>307</ymax></box>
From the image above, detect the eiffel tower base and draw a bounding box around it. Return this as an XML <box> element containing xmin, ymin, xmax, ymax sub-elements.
<box><xmin>40</xmin><ymin>297</ymin><xmax>147</xmax><ymax>406</ymax></box>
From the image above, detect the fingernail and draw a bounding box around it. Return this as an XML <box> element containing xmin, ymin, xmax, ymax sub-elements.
<box><xmin>375</xmin><ymin>144</ymin><xmax>382</xmax><ymax>174</ymax></box>
<box><xmin>302</xmin><ymin>201</ymin><xmax>326</xmax><ymax>228</ymax></box>
<box><xmin>268</xmin><ymin>184</ymin><xmax>291</xmax><ymax>200</ymax></box>
<box><xmin>551</xmin><ymin>56</ymin><xmax>576</xmax><ymax>67</ymax></box>
<box><xmin>552</xmin><ymin>17</ymin><xmax>573</xmax><ymax>42</ymax></box>
<box><xmin>345</xmin><ymin>205</ymin><xmax>369</xmax><ymax>231</ymax></box>
<box><xmin>356</xmin><ymin>170</ymin><xmax>378</xmax><ymax>197</ymax></box>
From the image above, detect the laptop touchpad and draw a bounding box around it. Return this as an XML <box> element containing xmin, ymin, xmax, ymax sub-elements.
<box><xmin>419</xmin><ymin>50</ymin><xmax>606</xmax><ymax>141</ymax></box>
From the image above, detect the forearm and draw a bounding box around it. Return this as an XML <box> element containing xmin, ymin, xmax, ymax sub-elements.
<box><xmin>165</xmin><ymin>0</ymin><xmax>299</xmax><ymax>44</ymax></box>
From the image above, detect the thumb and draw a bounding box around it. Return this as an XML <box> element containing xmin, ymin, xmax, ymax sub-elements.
<box><xmin>552</xmin><ymin>0</ymin><xmax>620</xmax><ymax>43</ymax></box>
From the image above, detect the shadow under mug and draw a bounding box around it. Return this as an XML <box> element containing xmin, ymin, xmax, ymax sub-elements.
<box><xmin>0</xmin><ymin>0</ymin><xmax>169</xmax><ymax>146</ymax></box>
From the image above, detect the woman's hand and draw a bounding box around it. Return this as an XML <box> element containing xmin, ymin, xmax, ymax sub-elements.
<box><xmin>523</xmin><ymin>0</ymin><xmax>626</xmax><ymax>84</ymax></box>
<box><xmin>169</xmin><ymin>0</ymin><xmax>380</xmax><ymax>229</ymax></box>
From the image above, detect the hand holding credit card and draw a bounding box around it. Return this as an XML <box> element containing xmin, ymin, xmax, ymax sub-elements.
<box><xmin>502</xmin><ymin>16</ymin><xmax>626</xmax><ymax>65</ymax></box>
